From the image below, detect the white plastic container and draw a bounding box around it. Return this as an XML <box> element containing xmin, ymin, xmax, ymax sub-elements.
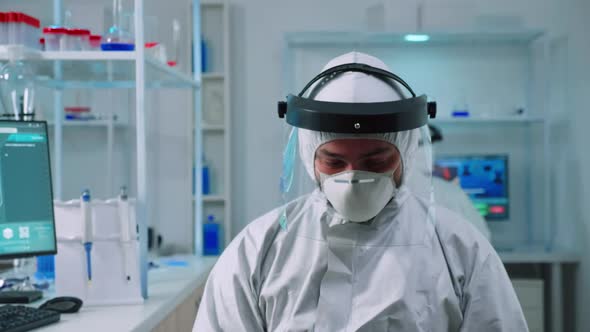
<box><xmin>0</xmin><ymin>12</ymin><xmax>39</xmax><ymax>47</ymax></box>
<box><xmin>43</xmin><ymin>26</ymin><xmax>67</xmax><ymax>51</ymax></box>
<box><xmin>89</xmin><ymin>35</ymin><xmax>102</xmax><ymax>50</ymax></box>
<box><xmin>6</xmin><ymin>12</ymin><xmax>20</xmax><ymax>45</ymax></box>
<box><xmin>21</xmin><ymin>14</ymin><xmax>40</xmax><ymax>49</ymax></box>
<box><xmin>145</xmin><ymin>42</ymin><xmax>167</xmax><ymax>63</ymax></box>
<box><xmin>0</xmin><ymin>13</ymin><xmax>6</xmax><ymax>45</ymax></box>
<box><xmin>66</xmin><ymin>28</ymin><xmax>90</xmax><ymax>51</ymax></box>
<box><xmin>28</xmin><ymin>16</ymin><xmax>40</xmax><ymax>48</ymax></box>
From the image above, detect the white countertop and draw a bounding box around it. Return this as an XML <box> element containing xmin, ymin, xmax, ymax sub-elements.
<box><xmin>6</xmin><ymin>249</ymin><xmax>577</xmax><ymax>331</ymax></box>
<box><xmin>38</xmin><ymin>255</ymin><xmax>218</xmax><ymax>332</ymax></box>
<box><xmin>499</xmin><ymin>249</ymin><xmax>580</xmax><ymax>264</ymax></box>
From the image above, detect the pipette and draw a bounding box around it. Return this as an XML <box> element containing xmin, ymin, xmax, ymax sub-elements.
<box><xmin>118</xmin><ymin>186</ymin><xmax>133</xmax><ymax>282</ymax></box>
<box><xmin>81</xmin><ymin>189</ymin><xmax>92</xmax><ymax>283</ymax></box>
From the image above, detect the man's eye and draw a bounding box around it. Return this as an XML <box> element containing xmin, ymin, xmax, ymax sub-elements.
<box><xmin>324</xmin><ymin>160</ymin><xmax>345</xmax><ymax>168</ymax></box>
<box><xmin>367</xmin><ymin>159</ymin><xmax>386</xmax><ymax>167</ymax></box>
<box><xmin>365</xmin><ymin>158</ymin><xmax>392</xmax><ymax>171</ymax></box>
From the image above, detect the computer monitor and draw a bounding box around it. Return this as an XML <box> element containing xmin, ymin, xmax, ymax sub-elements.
<box><xmin>0</xmin><ymin>121</ymin><xmax>56</xmax><ymax>259</ymax></box>
<box><xmin>434</xmin><ymin>154</ymin><xmax>509</xmax><ymax>220</ymax></box>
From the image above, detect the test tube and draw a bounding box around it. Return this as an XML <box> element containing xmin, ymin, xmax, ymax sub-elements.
<box><xmin>43</xmin><ymin>26</ymin><xmax>67</xmax><ymax>51</ymax></box>
<box><xmin>67</xmin><ymin>29</ymin><xmax>91</xmax><ymax>51</ymax></box>
<box><xmin>29</xmin><ymin>15</ymin><xmax>40</xmax><ymax>49</ymax></box>
<box><xmin>89</xmin><ymin>35</ymin><xmax>102</xmax><ymax>50</ymax></box>
<box><xmin>0</xmin><ymin>13</ymin><xmax>6</xmax><ymax>45</ymax></box>
<box><xmin>7</xmin><ymin>12</ymin><xmax>19</xmax><ymax>45</ymax></box>
<box><xmin>21</xmin><ymin>14</ymin><xmax>40</xmax><ymax>49</ymax></box>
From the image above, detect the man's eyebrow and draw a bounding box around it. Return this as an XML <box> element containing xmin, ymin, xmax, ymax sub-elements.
<box><xmin>360</xmin><ymin>147</ymin><xmax>391</xmax><ymax>158</ymax></box>
<box><xmin>317</xmin><ymin>147</ymin><xmax>393</xmax><ymax>159</ymax></box>
<box><xmin>317</xmin><ymin>149</ymin><xmax>344</xmax><ymax>159</ymax></box>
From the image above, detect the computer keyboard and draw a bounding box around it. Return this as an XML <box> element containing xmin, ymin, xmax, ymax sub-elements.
<box><xmin>0</xmin><ymin>305</ymin><xmax>60</xmax><ymax>332</ymax></box>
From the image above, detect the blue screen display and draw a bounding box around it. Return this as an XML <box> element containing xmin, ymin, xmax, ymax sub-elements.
<box><xmin>0</xmin><ymin>121</ymin><xmax>56</xmax><ymax>258</ymax></box>
<box><xmin>434</xmin><ymin>155</ymin><xmax>509</xmax><ymax>220</ymax></box>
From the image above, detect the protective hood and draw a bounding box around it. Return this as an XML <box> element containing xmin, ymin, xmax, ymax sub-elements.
<box><xmin>297</xmin><ymin>52</ymin><xmax>422</xmax><ymax>187</ymax></box>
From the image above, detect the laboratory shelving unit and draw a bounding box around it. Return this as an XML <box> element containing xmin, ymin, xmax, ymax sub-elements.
<box><xmin>195</xmin><ymin>0</ymin><xmax>232</xmax><ymax>249</ymax></box>
<box><xmin>430</xmin><ymin>117</ymin><xmax>546</xmax><ymax>124</ymax></box>
<box><xmin>0</xmin><ymin>0</ymin><xmax>205</xmax><ymax>299</ymax></box>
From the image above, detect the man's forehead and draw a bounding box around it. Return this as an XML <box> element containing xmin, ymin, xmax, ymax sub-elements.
<box><xmin>320</xmin><ymin>138</ymin><xmax>394</xmax><ymax>148</ymax></box>
<box><xmin>317</xmin><ymin>139</ymin><xmax>397</xmax><ymax>157</ymax></box>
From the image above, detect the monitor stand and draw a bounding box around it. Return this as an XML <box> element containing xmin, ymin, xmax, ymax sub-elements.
<box><xmin>0</xmin><ymin>290</ymin><xmax>43</xmax><ymax>303</ymax></box>
<box><xmin>0</xmin><ymin>258</ymin><xmax>45</xmax><ymax>304</ymax></box>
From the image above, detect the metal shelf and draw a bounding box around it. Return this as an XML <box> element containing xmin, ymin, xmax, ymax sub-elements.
<box><xmin>202</xmin><ymin>124</ymin><xmax>224</xmax><ymax>132</ymax></box>
<box><xmin>196</xmin><ymin>1</ymin><xmax>232</xmax><ymax>251</ymax></box>
<box><xmin>46</xmin><ymin>120</ymin><xmax>127</xmax><ymax>128</ymax></box>
<box><xmin>285</xmin><ymin>31</ymin><xmax>544</xmax><ymax>47</ymax></box>
<box><xmin>0</xmin><ymin>46</ymin><xmax>198</xmax><ymax>89</ymax></box>
<box><xmin>202</xmin><ymin>73</ymin><xmax>224</xmax><ymax>80</ymax></box>
<box><xmin>499</xmin><ymin>249</ymin><xmax>581</xmax><ymax>264</ymax></box>
<box><xmin>37</xmin><ymin>50</ymin><xmax>137</xmax><ymax>61</ymax></box>
<box><xmin>197</xmin><ymin>195</ymin><xmax>225</xmax><ymax>203</ymax></box>
<box><xmin>431</xmin><ymin>116</ymin><xmax>546</xmax><ymax>125</ymax></box>
<box><xmin>201</xmin><ymin>0</ymin><xmax>224</xmax><ymax>7</ymax></box>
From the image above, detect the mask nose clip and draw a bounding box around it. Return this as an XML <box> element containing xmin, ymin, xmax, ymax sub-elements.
<box><xmin>334</xmin><ymin>178</ymin><xmax>376</xmax><ymax>184</ymax></box>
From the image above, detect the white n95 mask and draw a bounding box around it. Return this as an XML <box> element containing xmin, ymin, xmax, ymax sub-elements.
<box><xmin>319</xmin><ymin>170</ymin><xmax>398</xmax><ymax>222</ymax></box>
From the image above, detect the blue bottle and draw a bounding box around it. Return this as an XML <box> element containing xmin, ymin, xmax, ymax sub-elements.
<box><xmin>35</xmin><ymin>255</ymin><xmax>55</xmax><ymax>282</ymax></box>
<box><xmin>203</xmin><ymin>215</ymin><xmax>220</xmax><ymax>256</ymax></box>
<box><xmin>202</xmin><ymin>156</ymin><xmax>211</xmax><ymax>195</ymax></box>
<box><xmin>201</xmin><ymin>37</ymin><xmax>208</xmax><ymax>73</ymax></box>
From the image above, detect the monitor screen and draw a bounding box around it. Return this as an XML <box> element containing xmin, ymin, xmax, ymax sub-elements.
<box><xmin>434</xmin><ymin>155</ymin><xmax>509</xmax><ymax>220</ymax></box>
<box><xmin>0</xmin><ymin>121</ymin><xmax>56</xmax><ymax>258</ymax></box>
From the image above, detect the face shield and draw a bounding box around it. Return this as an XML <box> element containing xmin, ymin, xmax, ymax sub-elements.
<box><xmin>278</xmin><ymin>54</ymin><xmax>437</xmax><ymax>229</ymax></box>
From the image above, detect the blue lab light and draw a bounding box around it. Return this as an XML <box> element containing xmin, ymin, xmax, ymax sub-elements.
<box><xmin>404</xmin><ymin>34</ymin><xmax>430</xmax><ymax>42</ymax></box>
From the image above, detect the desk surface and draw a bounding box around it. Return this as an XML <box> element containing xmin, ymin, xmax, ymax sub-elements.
<box><xmin>39</xmin><ymin>255</ymin><xmax>217</xmax><ymax>332</ymax></box>
<box><xmin>9</xmin><ymin>249</ymin><xmax>578</xmax><ymax>331</ymax></box>
<box><xmin>499</xmin><ymin>249</ymin><xmax>581</xmax><ymax>264</ymax></box>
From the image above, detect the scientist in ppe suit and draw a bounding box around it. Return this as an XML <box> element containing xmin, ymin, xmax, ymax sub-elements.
<box><xmin>194</xmin><ymin>52</ymin><xmax>527</xmax><ymax>331</ymax></box>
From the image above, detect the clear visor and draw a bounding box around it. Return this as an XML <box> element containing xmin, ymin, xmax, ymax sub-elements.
<box><xmin>279</xmin><ymin>123</ymin><xmax>435</xmax><ymax>230</ymax></box>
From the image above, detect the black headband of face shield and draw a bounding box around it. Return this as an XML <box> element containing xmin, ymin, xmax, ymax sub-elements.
<box><xmin>277</xmin><ymin>63</ymin><xmax>437</xmax><ymax>134</ymax></box>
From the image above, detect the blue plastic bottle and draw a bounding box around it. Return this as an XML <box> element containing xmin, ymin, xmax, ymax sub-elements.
<box><xmin>35</xmin><ymin>255</ymin><xmax>55</xmax><ymax>282</ymax></box>
<box><xmin>202</xmin><ymin>156</ymin><xmax>211</xmax><ymax>195</ymax></box>
<box><xmin>201</xmin><ymin>37</ymin><xmax>208</xmax><ymax>73</ymax></box>
<box><xmin>203</xmin><ymin>215</ymin><xmax>220</xmax><ymax>255</ymax></box>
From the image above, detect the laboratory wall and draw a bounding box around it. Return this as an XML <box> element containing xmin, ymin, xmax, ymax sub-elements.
<box><xmin>226</xmin><ymin>0</ymin><xmax>589</xmax><ymax>331</ymax></box>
